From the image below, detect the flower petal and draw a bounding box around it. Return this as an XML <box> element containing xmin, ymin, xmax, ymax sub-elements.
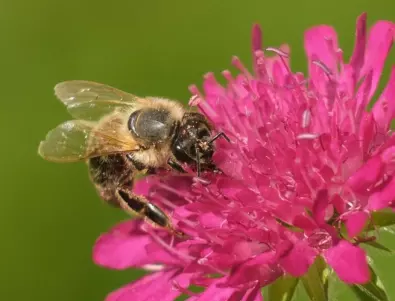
<box><xmin>226</xmin><ymin>251</ymin><xmax>282</xmax><ymax>286</ymax></box>
<box><xmin>350</xmin><ymin>13</ymin><xmax>367</xmax><ymax>83</ymax></box>
<box><xmin>187</xmin><ymin>278</ymin><xmax>238</xmax><ymax>301</ymax></box>
<box><xmin>312</xmin><ymin>190</ymin><xmax>329</xmax><ymax>225</ymax></box>
<box><xmin>305</xmin><ymin>25</ymin><xmax>339</xmax><ymax>74</ymax></box>
<box><xmin>240</xmin><ymin>284</ymin><xmax>264</xmax><ymax>301</ymax></box>
<box><xmin>93</xmin><ymin>220</ymin><xmax>178</xmax><ymax>269</ymax></box>
<box><xmin>133</xmin><ymin>177</ymin><xmax>153</xmax><ymax>195</ymax></box>
<box><xmin>324</xmin><ymin>241</ymin><xmax>370</xmax><ymax>284</ymax></box>
<box><xmin>368</xmin><ymin>176</ymin><xmax>395</xmax><ymax>210</ymax></box>
<box><xmin>344</xmin><ymin>211</ymin><xmax>369</xmax><ymax>237</ymax></box>
<box><xmin>355</xmin><ymin>70</ymin><xmax>373</xmax><ymax>120</ymax></box>
<box><xmin>372</xmin><ymin>66</ymin><xmax>395</xmax><ymax>131</ymax></box>
<box><xmin>279</xmin><ymin>240</ymin><xmax>317</xmax><ymax>276</ymax></box>
<box><xmin>188</xmin><ymin>279</ymin><xmax>263</xmax><ymax>301</ymax></box>
<box><xmin>93</xmin><ymin>220</ymin><xmax>153</xmax><ymax>269</ymax></box>
<box><xmin>252</xmin><ymin>24</ymin><xmax>262</xmax><ymax>53</ymax></box>
<box><xmin>347</xmin><ymin>156</ymin><xmax>384</xmax><ymax>192</ymax></box>
<box><xmin>106</xmin><ymin>270</ymin><xmax>191</xmax><ymax>301</ymax></box>
<box><xmin>293</xmin><ymin>214</ymin><xmax>317</xmax><ymax>232</ymax></box>
<box><xmin>360</xmin><ymin>20</ymin><xmax>394</xmax><ymax>100</ymax></box>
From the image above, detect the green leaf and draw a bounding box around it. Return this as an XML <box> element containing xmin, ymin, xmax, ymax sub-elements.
<box><xmin>267</xmin><ymin>275</ymin><xmax>299</xmax><ymax>301</ymax></box>
<box><xmin>363</xmin><ymin>240</ymin><xmax>394</xmax><ymax>253</ymax></box>
<box><xmin>349</xmin><ymin>264</ymin><xmax>389</xmax><ymax>301</ymax></box>
<box><xmin>370</xmin><ymin>210</ymin><xmax>395</xmax><ymax>229</ymax></box>
<box><xmin>301</xmin><ymin>256</ymin><xmax>330</xmax><ymax>301</ymax></box>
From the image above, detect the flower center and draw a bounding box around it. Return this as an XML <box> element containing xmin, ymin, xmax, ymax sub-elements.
<box><xmin>307</xmin><ymin>228</ymin><xmax>333</xmax><ymax>250</ymax></box>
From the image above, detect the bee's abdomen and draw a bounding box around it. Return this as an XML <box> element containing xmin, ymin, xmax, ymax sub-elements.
<box><xmin>88</xmin><ymin>154</ymin><xmax>134</xmax><ymax>205</ymax></box>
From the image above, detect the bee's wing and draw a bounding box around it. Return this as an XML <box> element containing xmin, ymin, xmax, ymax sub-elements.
<box><xmin>55</xmin><ymin>80</ymin><xmax>148</xmax><ymax>120</ymax></box>
<box><xmin>38</xmin><ymin>119</ymin><xmax>140</xmax><ymax>162</ymax></box>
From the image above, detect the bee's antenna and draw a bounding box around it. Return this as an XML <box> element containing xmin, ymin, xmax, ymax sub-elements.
<box><xmin>208</xmin><ymin>132</ymin><xmax>231</xmax><ymax>144</ymax></box>
<box><xmin>195</xmin><ymin>143</ymin><xmax>201</xmax><ymax>177</ymax></box>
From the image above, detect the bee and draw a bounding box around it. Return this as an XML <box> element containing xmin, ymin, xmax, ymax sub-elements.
<box><xmin>38</xmin><ymin>81</ymin><xmax>229</xmax><ymax>235</ymax></box>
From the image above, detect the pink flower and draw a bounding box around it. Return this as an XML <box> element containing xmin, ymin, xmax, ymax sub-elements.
<box><xmin>94</xmin><ymin>13</ymin><xmax>395</xmax><ymax>300</ymax></box>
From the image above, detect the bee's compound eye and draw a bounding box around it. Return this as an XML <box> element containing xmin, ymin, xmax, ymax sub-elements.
<box><xmin>128</xmin><ymin>109</ymin><xmax>172</xmax><ymax>142</ymax></box>
<box><xmin>197</xmin><ymin>127</ymin><xmax>210</xmax><ymax>139</ymax></box>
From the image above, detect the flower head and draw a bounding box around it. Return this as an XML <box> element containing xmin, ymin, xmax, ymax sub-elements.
<box><xmin>94</xmin><ymin>13</ymin><xmax>395</xmax><ymax>300</ymax></box>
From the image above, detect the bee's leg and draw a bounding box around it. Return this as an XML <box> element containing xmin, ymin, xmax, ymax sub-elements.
<box><xmin>167</xmin><ymin>158</ymin><xmax>186</xmax><ymax>173</ymax></box>
<box><xmin>116</xmin><ymin>189</ymin><xmax>184</xmax><ymax>237</ymax></box>
<box><xmin>195</xmin><ymin>143</ymin><xmax>201</xmax><ymax>177</ymax></box>
<box><xmin>126</xmin><ymin>153</ymin><xmax>157</xmax><ymax>175</ymax></box>
<box><xmin>208</xmin><ymin>132</ymin><xmax>231</xmax><ymax>144</ymax></box>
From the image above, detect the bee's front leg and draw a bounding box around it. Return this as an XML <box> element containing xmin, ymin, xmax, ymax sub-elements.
<box><xmin>126</xmin><ymin>153</ymin><xmax>157</xmax><ymax>175</ymax></box>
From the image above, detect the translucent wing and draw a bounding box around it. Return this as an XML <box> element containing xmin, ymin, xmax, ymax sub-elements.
<box><xmin>54</xmin><ymin>80</ymin><xmax>145</xmax><ymax>120</ymax></box>
<box><xmin>38</xmin><ymin>117</ymin><xmax>140</xmax><ymax>162</ymax></box>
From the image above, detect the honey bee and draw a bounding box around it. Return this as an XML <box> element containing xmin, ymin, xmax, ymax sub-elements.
<box><xmin>38</xmin><ymin>81</ymin><xmax>229</xmax><ymax>235</ymax></box>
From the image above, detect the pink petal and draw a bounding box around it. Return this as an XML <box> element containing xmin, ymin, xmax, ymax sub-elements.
<box><xmin>198</xmin><ymin>212</ymin><xmax>224</xmax><ymax>228</ymax></box>
<box><xmin>226</xmin><ymin>251</ymin><xmax>282</xmax><ymax>286</ymax></box>
<box><xmin>293</xmin><ymin>214</ymin><xmax>317</xmax><ymax>232</ymax></box>
<box><xmin>372</xmin><ymin>66</ymin><xmax>395</xmax><ymax>131</ymax></box>
<box><xmin>344</xmin><ymin>211</ymin><xmax>369</xmax><ymax>237</ymax></box>
<box><xmin>355</xmin><ymin>70</ymin><xmax>373</xmax><ymax>119</ymax></box>
<box><xmin>203</xmin><ymin>72</ymin><xmax>226</xmax><ymax>98</ymax></box>
<box><xmin>240</xmin><ymin>284</ymin><xmax>263</xmax><ymax>301</ymax></box>
<box><xmin>221</xmin><ymin>240</ymin><xmax>269</xmax><ymax>261</ymax></box>
<box><xmin>93</xmin><ymin>220</ymin><xmax>178</xmax><ymax>269</ymax></box>
<box><xmin>359</xmin><ymin>113</ymin><xmax>376</xmax><ymax>158</ymax></box>
<box><xmin>368</xmin><ymin>176</ymin><xmax>395</xmax><ymax>210</ymax></box>
<box><xmin>187</xmin><ymin>278</ymin><xmax>238</xmax><ymax>301</ymax></box>
<box><xmin>347</xmin><ymin>156</ymin><xmax>384</xmax><ymax>192</ymax></box>
<box><xmin>93</xmin><ymin>220</ymin><xmax>153</xmax><ymax>269</ymax></box>
<box><xmin>304</xmin><ymin>25</ymin><xmax>339</xmax><ymax>75</ymax></box>
<box><xmin>349</xmin><ymin>13</ymin><xmax>367</xmax><ymax>82</ymax></box>
<box><xmin>252</xmin><ymin>24</ymin><xmax>262</xmax><ymax>53</ymax></box>
<box><xmin>324</xmin><ymin>241</ymin><xmax>370</xmax><ymax>284</ymax></box>
<box><xmin>217</xmin><ymin>178</ymin><xmax>245</xmax><ymax>198</ymax></box>
<box><xmin>312</xmin><ymin>190</ymin><xmax>329</xmax><ymax>225</ymax></box>
<box><xmin>106</xmin><ymin>270</ymin><xmax>191</xmax><ymax>301</ymax></box>
<box><xmin>188</xmin><ymin>279</ymin><xmax>263</xmax><ymax>301</ymax></box>
<box><xmin>359</xmin><ymin>20</ymin><xmax>394</xmax><ymax>100</ymax></box>
<box><xmin>381</xmin><ymin>145</ymin><xmax>395</xmax><ymax>163</ymax></box>
<box><xmin>133</xmin><ymin>177</ymin><xmax>155</xmax><ymax>195</ymax></box>
<box><xmin>226</xmin><ymin>285</ymin><xmax>264</xmax><ymax>301</ymax></box>
<box><xmin>279</xmin><ymin>241</ymin><xmax>317</xmax><ymax>276</ymax></box>
<box><xmin>332</xmin><ymin>194</ymin><xmax>346</xmax><ymax>214</ymax></box>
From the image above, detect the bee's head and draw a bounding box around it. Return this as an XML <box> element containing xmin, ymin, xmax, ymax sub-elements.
<box><xmin>171</xmin><ymin>113</ymin><xmax>214</xmax><ymax>168</ymax></box>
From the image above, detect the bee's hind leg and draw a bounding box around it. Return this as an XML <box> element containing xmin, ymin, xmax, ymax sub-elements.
<box><xmin>116</xmin><ymin>189</ymin><xmax>184</xmax><ymax>237</ymax></box>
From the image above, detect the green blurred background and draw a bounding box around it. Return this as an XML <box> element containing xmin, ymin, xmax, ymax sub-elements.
<box><xmin>1</xmin><ymin>0</ymin><xmax>395</xmax><ymax>300</ymax></box>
